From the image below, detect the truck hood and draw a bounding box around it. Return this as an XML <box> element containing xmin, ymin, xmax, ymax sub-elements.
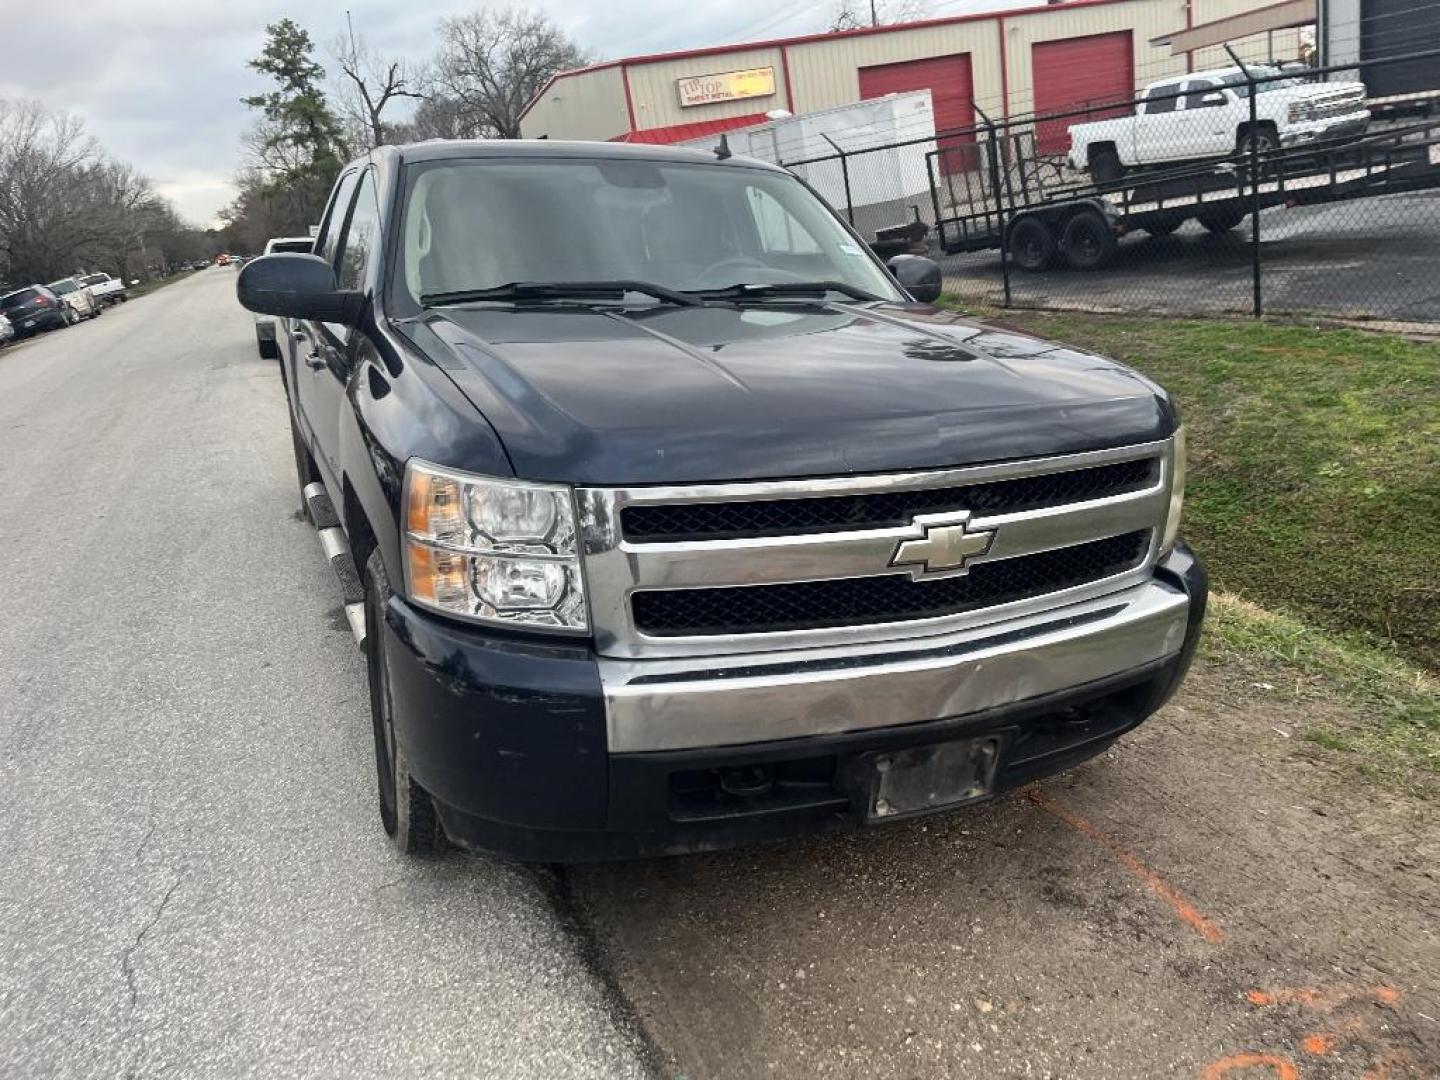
<box><xmin>403</xmin><ymin>302</ymin><xmax>1174</xmax><ymax>486</ymax></box>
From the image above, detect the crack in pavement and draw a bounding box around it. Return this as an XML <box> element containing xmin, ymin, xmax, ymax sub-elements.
<box><xmin>119</xmin><ymin>875</ymin><xmax>183</xmax><ymax>1009</ymax></box>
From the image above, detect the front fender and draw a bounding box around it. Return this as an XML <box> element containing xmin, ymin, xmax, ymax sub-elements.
<box><xmin>337</xmin><ymin>318</ymin><xmax>513</xmax><ymax>589</ymax></box>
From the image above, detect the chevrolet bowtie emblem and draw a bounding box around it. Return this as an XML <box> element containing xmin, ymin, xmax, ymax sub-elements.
<box><xmin>889</xmin><ymin>511</ymin><xmax>997</xmax><ymax>579</ymax></box>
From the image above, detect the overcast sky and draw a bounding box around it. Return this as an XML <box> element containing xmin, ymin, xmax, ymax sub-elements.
<box><xmin>0</xmin><ymin>0</ymin><xmax>1021</xmax><ymax>226</ymax></box>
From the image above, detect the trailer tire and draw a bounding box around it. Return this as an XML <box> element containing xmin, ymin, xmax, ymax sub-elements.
<box><xmin>1143</xmin><ymin>212</ymin><xmax>1186</xmax><ymax>237</ymax></box>
<box><xmin>1061</xmin><ymin>210</ymin><xmax>1117</xmax><ymax>270</ymax></box>
<box><xmin>1198</xmin><ymin>207</ymin><xmax>1247</xmax><ymax>233</ymax></box>
<box><xmin>1007</xmin><ymin>216</ymin><xmax>1056</xmax><ymax>271</ymax></box>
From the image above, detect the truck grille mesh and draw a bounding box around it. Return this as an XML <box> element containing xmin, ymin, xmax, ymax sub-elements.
<box><xmin>632</xmin><ymin>530</ymin><xmax>1150</xmax><ymax>636</ymax></box>
<box><xmin>621</xmin><ymin>457</ymin><xmax>1157</xmax><ymax>543</ymax></box>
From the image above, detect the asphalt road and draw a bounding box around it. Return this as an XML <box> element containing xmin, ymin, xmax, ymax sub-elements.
<box><xmin>940</xmin><ymin>190</ymin><xmax>1440</xmax><ymax>327</ymax></box>
<box><xmin>0</xmin><ymin>270</ymin><xmax>649</xmax><ymax>1079</ymax></box>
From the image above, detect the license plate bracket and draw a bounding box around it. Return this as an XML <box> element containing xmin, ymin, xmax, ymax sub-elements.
<box><xmin>848</xmin><ymin>736</ymin><xmax>1003</xmax><ymax>822</ymax></box>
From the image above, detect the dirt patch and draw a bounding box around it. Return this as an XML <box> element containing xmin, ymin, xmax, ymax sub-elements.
<box><xmin>570</xmin><ymin>659</ymin><xmax>1440</xmax><ymax>1079</ymax></box>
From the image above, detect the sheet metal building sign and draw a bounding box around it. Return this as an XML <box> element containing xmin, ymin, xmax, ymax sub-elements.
<box><xmin>677</xmin><ymin>67</ymin><xmax>777</xmax><ymax>108</ymax></box>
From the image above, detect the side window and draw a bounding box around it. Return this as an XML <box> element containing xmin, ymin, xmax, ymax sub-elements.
<box><xmin>746</xmin><ymin>187</ymin><xmax>822</xmax><ymax>255</ymax></box>
<box><xmin>1143</xmin><ymin>83</ymin><xmax>1181</xmax><ymax>115</ymax></box>
<box><xmin>1184</xmin><ymin>79</ymin><xmax>1223</xmax><ymax>109</ymax></box>
<box><xmin>336</xmin><ymin>171</ymin><xmax>381</xmax><ymax>291</ymax></box>
<box><xmin>315</xmin><ymin>170</ymin><xmax>360</xmax><ymax>268</ymax></box>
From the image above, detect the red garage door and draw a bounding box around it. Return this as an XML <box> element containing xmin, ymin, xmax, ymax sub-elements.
<box><xmin>1031</xmin><ymin>32</ymin><xmax>1134</xmax><ymax>156</ymax></box>
<box><xmin>860</xmin><ymin>54</ymin><xmax>975</xmax><ymax>173</ymax></box>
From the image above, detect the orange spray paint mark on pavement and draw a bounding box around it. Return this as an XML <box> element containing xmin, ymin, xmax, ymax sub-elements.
<box><xmin>1301</xmin><ymin>1032</ymin><xmax>1337</xmax><ymax>1056</ymax></box>
<box><xmin>1246</xmin><ymin>985</ymin><xmax>1402</xmax><ymax>1012</ymax></box>
<box><xmin>1200</xmin><ymin>1052</ymin><xmax>1300</xmax><ymax>1080</ymax></box>
<box><xmin>1024</xmin><ymin>788</ymin><xmax>1225</xmax><ymax>944</ymax></box>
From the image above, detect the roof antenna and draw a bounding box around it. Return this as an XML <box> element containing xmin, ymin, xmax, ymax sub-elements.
<box><xmin>714</xmin><ymin>133</ymin><xmax>732</xmax><ymax>160</ymax></box>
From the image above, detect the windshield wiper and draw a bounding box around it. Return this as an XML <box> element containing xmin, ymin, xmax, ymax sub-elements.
<box><xmin>685</xmin><ymin>281</ymin><xmax>883</xmax><ymax>303</ymax></box>
<box><xmin>420</xmin><ymin>280</ymin><xmax>701</xmax><ymax>308</ymax></box>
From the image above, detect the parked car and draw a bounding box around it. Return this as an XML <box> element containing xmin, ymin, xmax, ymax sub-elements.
<box><xmin>1</xmin><ymin>285</ymin><xmax>73</xmax><ymax>336</ymax></box>
<box><xmin>216</xmin><ymin>254</ymin><xmax>231</xmax><ymax>266</ymax></box>
<box><xmin>79</xmin><ymin>272</ymin><xmax>128</xmax><ymax>305</ymax></box>
<box><xmin>253</xmin><ymin>236</ymin><xmax>316</xmax><ymax>360</ymax></box>
<box><xmin>1068</xmin><ymin>66</ymin><xmax>1370</xmax><ymax>181</ymax></box>
<box><xmin>237</xmin><ymin>140</ymin><xmax>1204</xmax><ymax>861</ymax></box>
<box><xmin>0</xmin><ymin>313</ymin><xmax>13</xmax><ymax>346</ymax></box>
<box><xmin>47</xmin><ymin>277</ymin><xmax>102</xmax><ymax>320</ymax></box>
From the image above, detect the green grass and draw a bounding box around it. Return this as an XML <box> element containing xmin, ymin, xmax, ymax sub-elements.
<box><xmin>946</xmin><ymin>306</ymin><xmax>1440</xmax><ymax>671</ymax></box>
<box><xmin>1202</xmin><ymin>593</ymin><xmax>1438</xmax><ymax>794</ymax></box>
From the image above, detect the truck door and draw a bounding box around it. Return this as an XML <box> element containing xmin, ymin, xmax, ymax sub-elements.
<box><xmin>297</xmin><ymin>167</ymin><xmax>381</xmax><ymax>496</ymax></box>
<box><xmin>293</xmin><ymin>169</ymin><xmax>359</xmax><ymax>462</ymax></box>
<box><xmin>1181</xmin><ymin>78</ymin><xmax>1237</xmax><ymax>158</ymax></box>
<box><xmin>1131</xmin><ymin>81</ymin><xmax>1187</xmax><ymax>163</ymax></box>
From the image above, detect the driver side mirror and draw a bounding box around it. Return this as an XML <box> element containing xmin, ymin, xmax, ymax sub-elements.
<box><xmin>887</xmin><ymin>254</ymin><xmax>943</xmax><ymax>304</ymax></box>
<box><xmin>236</xmin><ymin>253</ymin><xmax>363</xmax><ymax>324</ymax></box>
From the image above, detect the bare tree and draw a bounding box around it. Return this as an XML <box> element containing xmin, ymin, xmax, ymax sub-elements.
<box><xmin>433</xmin><ymin>8</ymin><xmax>591</xmax><ymax>139</ymax></box>
<box><xmin>827</xmin><ymin>0</ymin><xmax>927</xmax><ymax>31</ymax></box>
<box><xmin>0</xmin><ymin>99</ymin><xmax>201</xmax><ymax>283</ymax></box>
<box><xmin>332</xmin><ymin>29</ymin><xmax>424</xmax><ymax>150</ymax></box>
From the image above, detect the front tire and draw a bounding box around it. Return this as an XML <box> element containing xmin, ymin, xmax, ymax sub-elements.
<box><xmin>1238</xmin><ymin>125</ymin><xmax>1278</xmax><ymax>158</ymax></box>
<box><xmin>364</xmin><ymin>550</ymin><xmax>445</xmax><ymax>857</ymax></box>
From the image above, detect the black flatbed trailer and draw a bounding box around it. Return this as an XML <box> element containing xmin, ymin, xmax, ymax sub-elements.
<box><xmin>927</xmin><ymin>120</ymin><xmax>1440</xmax><ymax>271</ymax></box>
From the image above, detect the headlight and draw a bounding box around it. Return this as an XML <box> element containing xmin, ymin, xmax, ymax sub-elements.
<box><xmin>1161</xmin><ymin>426</ymin><xmax>1187</xmax><ymax>554</ymax></box>
<box><xmin>403</xmin><ymin>460</ymin><xmax>587</xmax><ymax>630</ymax></box>
<box><xmin>1288</xmin><ymin>101</ymin><xmax>1314</xmax><ymax>123</ymax></box>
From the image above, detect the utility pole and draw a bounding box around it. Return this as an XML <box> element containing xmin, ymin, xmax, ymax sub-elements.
<box><xmin>870</xmin><ymin>0</ymin><xmax>878</xmax><ymax>27</ymax></box>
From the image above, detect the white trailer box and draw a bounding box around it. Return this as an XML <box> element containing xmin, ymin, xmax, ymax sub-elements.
<box><xmin>680</xmin><ymin>91</ymin><xmax>937</xmax><ymax>239</ymax></box>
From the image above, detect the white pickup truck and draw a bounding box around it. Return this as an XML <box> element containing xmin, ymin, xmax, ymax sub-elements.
<box><xmin>1068</xmin><ymin>66</ymin><xmax>1370</xmax><ymax>182</ymax></box>
<box><xmin>79</xmin><ymin>273</ymin><xmax>129</xmax><ymax>305</ymax></box>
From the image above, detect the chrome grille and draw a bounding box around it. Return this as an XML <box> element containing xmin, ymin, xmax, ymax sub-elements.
<box><xmin>631</xmin><ymin>531</ymin><xmax>1149</xmax><ymax>636</ymax></box>
<box><xmin>1312</xmin><ymin>92</ymin><xmax>1365</xmax><ymax>119</ymax></box>
<box><xmin>577</xmin><ymin>440</ymin><xmax>1176</xmax><ymax>659</ymax></box>
<box><xmin>621</xmin><ymin>457</ymin><xmax>1157</xmax><ymax>543</ymax></box>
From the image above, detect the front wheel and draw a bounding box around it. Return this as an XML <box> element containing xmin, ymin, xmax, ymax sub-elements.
<box><xmin>364</xmin><ymin>550</ymin><xmax>445</xmax><ymax>857</ymax></box>
<box><xmin>63</xmin><ymin>307</ymin><xmax>78</xmax><ymax>326</ymax></box>
<box><xmin>1238</xmin><ymin>126</ymin><xmax>1278</xmax><ymax>158</ymax></box>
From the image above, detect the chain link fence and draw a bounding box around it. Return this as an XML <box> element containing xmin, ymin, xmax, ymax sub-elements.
<box><xmin>776</xmin><ymin>45</ymin><xmax>1440</xmax><ymax>333</ymax></box>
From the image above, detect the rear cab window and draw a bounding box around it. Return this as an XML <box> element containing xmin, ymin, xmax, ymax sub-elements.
<box><xmin>1143</xmin><ymin>83</ymin><xmax>1182</xmax><ymax>115</ymax></box>
<box><xmin>81</xmin><ymin>274</ymin><xmax>110</xmax><ymax>287</ymax></box>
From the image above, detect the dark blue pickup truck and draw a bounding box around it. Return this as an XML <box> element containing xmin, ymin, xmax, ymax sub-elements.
<box><xmin>237</xmin><ymin>140</ymin><xmax>1204</xmax><ymax>861</ymax></box>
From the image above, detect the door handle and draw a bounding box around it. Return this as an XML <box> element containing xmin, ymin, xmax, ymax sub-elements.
<box><xmin>305</xmin><ymin>351</ymin><xmax>325</xmax><ymax>370</ymax></box>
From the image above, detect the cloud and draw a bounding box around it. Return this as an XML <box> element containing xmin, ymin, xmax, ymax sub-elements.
<box><xmin>0</xmin><ymin>0</ymin><xmax>1024</xmax><ymax>225</ymax></box>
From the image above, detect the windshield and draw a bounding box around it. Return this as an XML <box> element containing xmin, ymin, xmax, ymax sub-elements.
<box><xmin>396</xmin><ymin>158</ymin><xmax>904</xmax><ymax>308</ymax></box>
<box><xmin>49</xmin><ymin>279</ymin><xmax>77</xmax><ymax>295</ymax></box>
<box><xmin>1221</xmin><ymin>69</ymin><xmax>1307</xmax><ymax>97</ymax></box>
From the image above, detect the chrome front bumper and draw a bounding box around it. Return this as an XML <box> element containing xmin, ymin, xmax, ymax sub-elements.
<box><xmin>600</xmin><ymin>574</ymin><xmax>1191</xmax><ymax>753</ymax></box>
